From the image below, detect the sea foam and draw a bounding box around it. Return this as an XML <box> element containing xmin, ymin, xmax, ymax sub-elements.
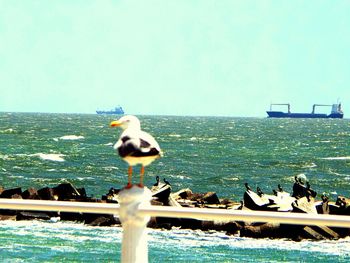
<box><xmin>322</xmin><ymin>156</ymin><xmax>350</xmax><ymax>160</ymax></box>
<box><xmin>59</xmin><ymin>135</ymin><xmax>85</xmax><ymax>140</ymax></box>
<box><xmin>34</xmin><ymin>153</ymin><xmax>65</xmax><ymax>162</ymax></box>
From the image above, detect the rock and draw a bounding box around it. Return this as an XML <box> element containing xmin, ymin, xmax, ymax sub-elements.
<box><xmin>17</xmin><ymin>211</ymin><xmax>51</xmax><ymax>221</ymax></box>
<box><xmin>292</xmin><ymin>196</ymin><xmax>318</xmax><ymax>214</ymax></box>
<box><xmin>37</xmin><ymin>187</ymin><xmax>56</xmax><ymax>200</ymax></box>
<box><xmin>77</xmin><ymin>188</ymin><xmax>87</xmax><ymax>198</ymax></box>
<box><xmin>84</xmin><ymin>214</ymin><xmax>119</xmax><ymax>226</ymax></box>
<box><xmin>152</xmin><ymin>184</ymin><xmax>171</xmax><ymax>205</ymax></box>
<box><xmin>22</xmin><ymin>187</ymin><xmax>40</xmax><ymax>199</ymax></box>
<box><xmin>203</xmin><ymin>192</ymin><xmax>220</xmax><ymax>205</ymax></box>
<box><xmin>243</xmin><ymin>190</ymin><xmax>271</xmax><ymax>211</ymax></box>
<box><xmin>302</xmin><ymin>226</ymin><xmax>327</xmax><ymax>240</ymax></box>
<box><xmin>147</xmin><ymin>217</ymin><xmax>158</xmax><ymax>228</ymax></box>
<box><xmin>0</xmin><ymin>187</ymin><xmax>22</xmax><ymax>198</ymax></box>
<box><xmin>201</xmin><ymin>220</ymin><xmax>241</xmax><ymax>235</ymax></box>
<box><xmin>59</xmin><ymin>212</ymin><xmax>84</xmax><ymax>222</ymax></box>
<box><xmin>190</xmin><ymin>193</ymin><xmax>204</xmax><ymax>202</ymax></box>
<box><xmin>168</xmin><ymin>195</ymin><xmax>182</xmax><ymax>207</ymax></box>
<box><xmin>313</xmin><ymin>225</ymin><xmax>340</xmax><ymax>239</ymax></box>
<box><xmin>53</xmin><ymin>183</ymin><xmax>82</xmax><ymax>201</ymax></box>
<box><xmin>151</xmin><ymin>199</ymin><xmax>163</xmax><ymax>206</ymax></box>
<box><xmin>171</xmin><ymin>188</ymin><xmax>193</xmax><ymax>200</ymax></box>
<box><xmin>0</xmin><ymin>214</ymin><xmax>16</xmax><ymax>220</ymax></box>
<box><xmin>11</xmin><ymin>194</ymin><xmax>22</xmax><ymax>199</ymax></box>
<box><xmin>241</xmin><ymin>223</ymin><xmax>281</xmax><ymax>238</ymax></box>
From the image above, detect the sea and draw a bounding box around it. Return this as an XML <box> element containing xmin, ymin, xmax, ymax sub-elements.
<box><xmin>0</xmin><ymin>112</ymin><xmax>349</xmax><ymax>262</ymax></box>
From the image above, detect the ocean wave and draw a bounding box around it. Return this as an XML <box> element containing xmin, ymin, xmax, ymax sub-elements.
<box><xmin>169</xmin><ymin>134</ymin><xmax>182</xmax><ymax>138</ymax></box>
<box><xmin>103</xmin><ymin>166</ymin><xmax>119</xmax><ymax>171</ymax></box>
<box><xmin>151</xmin><ymin>228</ymin><xmax>350</xmax><ymax>257</ymax></box>
<box><xmin>12</xmin><ymin>153</ymin><xmax>65</xmax><ymax>162</ymax></box>
<box><xmin>0</xmin><ymin>154</ymin><xmax>10</xmax><ymax>160</ymax></box>
<box><xmin>58</xmin><ymin>135</ymin><xmax>85</xmax><ymax>140</ymax></box>
<box><xmin>34</xmin><ymin>153</ymin><xmax>65</xmax><ymax>162</ymax></box>
<box><xmin>321</xmin><ymin>156</ymin><xmax>350</xmax><ymax>160</ymax></box>
<box><xmin>301</xmin><ymin>162</ymin><xmax>317</xmax><ymax>168</ymax></box>
<box><xmin>0</xmin><ymin>128</ymin><xmax>15</xmax><ymax>134</ymax></box>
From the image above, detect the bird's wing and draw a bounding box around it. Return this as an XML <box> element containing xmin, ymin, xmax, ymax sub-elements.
<box><xmin>139</xmin><ymin>131</ymin><xmax>161</xmax><ymax>153</ymax></box>
<box><xmin>115</xmin><ymin>129</ymin><xmax>161</xmax><ymax>158</ymax></box>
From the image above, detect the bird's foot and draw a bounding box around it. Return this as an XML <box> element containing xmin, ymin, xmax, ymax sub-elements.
<box><xmin>137</xmin><ymin>183</ymin><xmax>144</xmax><ymax>188</ymax></box>
<box><xmin>124</xmin><ymin>183</ymin><xmax>133</xmax><ymax>189</ymax></box>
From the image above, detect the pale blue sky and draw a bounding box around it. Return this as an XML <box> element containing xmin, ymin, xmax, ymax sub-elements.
<box><xmin>1</xmin><ymin>1</ymin><xmax>349</xmax><ymax>117</ymax></box>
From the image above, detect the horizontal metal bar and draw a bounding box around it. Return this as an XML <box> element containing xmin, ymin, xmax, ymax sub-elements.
<box><xmin>0</xmin><ymin>199</ymin><xmax>120</xmax><ymax>214</ymax></box>
<box><xmin>0</xmin><ymin>199</ymin><xmax>349</xmax><ymax>228</ymax></box>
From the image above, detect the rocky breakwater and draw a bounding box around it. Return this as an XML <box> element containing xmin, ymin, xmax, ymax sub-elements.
<box><xmin>1</xmin><ymin>174</ymin><xmax>350</xmax><ymax>241</ymax></box>
<box><xmin>0</xmin><ymin>183</ymin><xmax>120</xmax><ymax>226</ymax></box>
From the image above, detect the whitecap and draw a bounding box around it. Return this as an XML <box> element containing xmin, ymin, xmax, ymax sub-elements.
<box><xmin>103</xmin><ymin>166</ymin><xmax>119</xmax><ymax>171</ymax></box>
<box><xmin>227</xmin><ymin>177</ymin><xmax>239</xmax><ymax>181</ymax></box>
<box><xmin>302</xmin><ymin>163</ymin><xmax>317</xmax><ymax>168</ymax></box>
<box><xmin>3</xmin><ymin>128</ymin><xmax>15</xmax><ymax>133</ymax></box>
<box><xmin>34</xmin><ymin>153</ymin><xmax>65</xmax><ymax>162</ymax></box>
<box><xmin>0</xmin><ymin>154</ymin><xmax>9</xmax><ymax>160</ymax></box>
<box><xmin>322</xmin><ymin>156</ymin><xmax>350</xmax><ymax>160</ymax></box>
<box><xmin>169</xmin><ymin>134</ymin><xmax>181</xmax><ymax>138</ymax></box>
<box><xmin>59</xmin><ymin>135</ymin><xmax>85</xmax><ymax>140</ymax></box>
<box><xmin>104</xmin><ymin>142</ymin><xmax>114</xmax><ymax>146</ymax></box>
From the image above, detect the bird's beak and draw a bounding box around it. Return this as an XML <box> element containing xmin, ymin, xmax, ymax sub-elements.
<box><xmin>110</xmin><ymin>120</ymin><xmax>122</xmax><ymax>127</ymax></box>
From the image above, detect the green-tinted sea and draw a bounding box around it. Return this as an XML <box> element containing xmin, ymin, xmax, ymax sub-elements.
<box><xmin>0</xmin><ymin>112</ymin><xmax>349</xmax><ymax>262</ymax></box>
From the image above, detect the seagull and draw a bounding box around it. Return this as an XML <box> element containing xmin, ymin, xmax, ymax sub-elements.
<box><xmin>110</xmin><ymin>115</ymin><xmax>162</xmax><ymax>188</ymax></box>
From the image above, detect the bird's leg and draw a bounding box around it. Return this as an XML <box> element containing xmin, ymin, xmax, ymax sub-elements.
<box><xmin>125</xmin><ymin>166</ymin><xmax>133</xmax><ymax>189</ymax></box>
<box><xmin>138</xmin><ymin>165</ymin><xmax>145</xmax><ymax>188</ymax></box>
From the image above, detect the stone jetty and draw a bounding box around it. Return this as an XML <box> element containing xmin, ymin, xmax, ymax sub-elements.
<box><xmin>1</xmin><ymin>175</ymin><xmax>350</xmax><ymax>240</ymax></box>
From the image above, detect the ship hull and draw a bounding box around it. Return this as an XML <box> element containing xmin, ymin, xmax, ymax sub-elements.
<box><xmin>96</xmin><ymin>111</ymin><xmax>124</xmax><ymax>115</ymax></box>
<box><xmin>267</xmin><ymin>111</ymin><xmax>344</xmax><ymax>119</ymax></box>
<box><xmin>96</xmin><ymin>106</ymin><xmax>124</xmax><ymax>115</ymax></box>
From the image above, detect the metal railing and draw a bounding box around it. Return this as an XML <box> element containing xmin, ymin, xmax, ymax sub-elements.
<box><xmin>1</xmin><ymin>190</ymin><xmax>350</xmax><ymax>262</ymax></box>
<box><xmin>1</xmin><ymin>198</ymin><xmax>350</xmax><ymax>227</ymax></box>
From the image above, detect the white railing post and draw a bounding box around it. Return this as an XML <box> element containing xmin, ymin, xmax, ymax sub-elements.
<box><xmin>118</xmin><ymin>186</ymin><xmax>152</xmax><ymax>263</ymax></box>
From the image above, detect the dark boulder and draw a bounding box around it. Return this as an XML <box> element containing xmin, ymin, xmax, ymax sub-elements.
<box><xmin>203</xmin><ymin>192</ymin><xmax>220</xmax><ymax>205</ymax></box>
<box><xmin>0</xmin><ymin>187</ymin><xmax>22</xmax><ymax>198</ymax></box>
<box><xmin>37</xmin><ymin>187</ymin><xmax>56</xmax><ymax>200</ymax></box>
<box><xmin>22</xmin><ymin>187</ymin><xmax>40</xmax><ymax>199</ymax></box>
<box><xmin>17</xmin><ymin>211</ymin><xmax>51</xmax><ymax>221</ymax></box>
<box><xmin>53</xmin><ymin>183</ymin><xmax>82</xmax><ymax>201</ymax></box>
<box><xmin>84</xmin><ymin>214</ymin><xmax>120</xmax><ymax>226</ymax></box>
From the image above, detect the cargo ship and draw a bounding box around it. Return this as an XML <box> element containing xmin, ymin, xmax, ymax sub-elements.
<box><xmin>96</xmin><ymin>106</ymin><xmax>124</xmax><ymax>115</ymax></box>
<box><xmin>267</xmin><ymin>103</ymin><xmax>343</xmax><ymax>118</ymax></box>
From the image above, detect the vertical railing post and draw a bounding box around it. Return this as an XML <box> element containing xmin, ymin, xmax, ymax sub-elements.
<box><xmin>118</xmin><ymin>186</ymin><xmax>152</xmax><ymax>263</ymax></box>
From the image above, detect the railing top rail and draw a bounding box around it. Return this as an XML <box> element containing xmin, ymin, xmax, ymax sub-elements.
<box><xmin>0</xmin><ymin>198</ymin><xmax>349</xmax><ymax>228</ymax></box>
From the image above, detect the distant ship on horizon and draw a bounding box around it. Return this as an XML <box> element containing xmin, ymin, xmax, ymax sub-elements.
<box><xmin>267</xmin><ymin>103</ymin><xmax>344</xmax><ymax>119</ymax></box>
<box><xmin>96</xmin><ymin>106</ymin><xmax>124</xmax><ymax>115</ymax></box>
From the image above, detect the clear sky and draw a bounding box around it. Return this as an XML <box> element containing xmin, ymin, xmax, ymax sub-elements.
<box><xmin>1</xmin><ymin>1</ymin><xmax>349</xmax><ymax>117</ymax></box>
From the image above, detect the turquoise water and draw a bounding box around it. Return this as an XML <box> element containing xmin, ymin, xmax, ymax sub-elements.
<box><xmin>0</xmin><ymin>112</ymin><xmax>350</xmax><ymax>262</ymax></box>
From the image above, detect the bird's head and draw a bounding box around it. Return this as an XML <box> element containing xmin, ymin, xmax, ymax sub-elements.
<box><xmin>110</xmin><ymin>115</ymin><xmax>141</xmax><ymax>130</ymax></box>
